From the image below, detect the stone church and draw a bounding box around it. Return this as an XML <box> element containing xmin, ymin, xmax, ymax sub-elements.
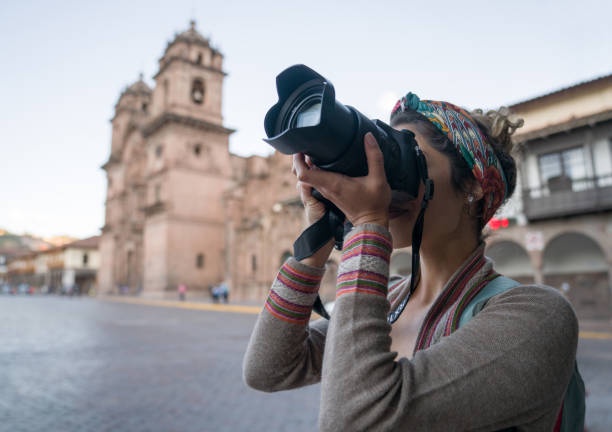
<box><xmin>99</xmin><ymin>21</ymin><xmax>337</xmax><ymax>302</ymax></box>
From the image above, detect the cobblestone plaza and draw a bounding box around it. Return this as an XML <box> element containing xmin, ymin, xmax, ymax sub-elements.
<box><xmin>1</xmin><ymin>297</ymin><xmax>610</xmax><ymax>431</ymax></box>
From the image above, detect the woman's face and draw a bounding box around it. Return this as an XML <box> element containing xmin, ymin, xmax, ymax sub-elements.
<box><xmin>388</xmin><ymin>123</ymin><xmax>470</xmax><ymax>250</ymax></box>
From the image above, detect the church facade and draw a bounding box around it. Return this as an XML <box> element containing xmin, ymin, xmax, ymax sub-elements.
<box><xmin>99</xmin><ymin>22</ymin><xmax>324</xmax><ymax>301</ymax></box>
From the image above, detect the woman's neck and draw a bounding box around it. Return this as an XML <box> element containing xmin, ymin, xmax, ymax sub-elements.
<box><xmin>413</xmin><ymin>233</ymin><xmax>480</xmax><ymax>306</ymax></box>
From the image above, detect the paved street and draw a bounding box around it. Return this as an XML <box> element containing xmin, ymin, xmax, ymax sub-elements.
<box><xmin>0</xmin><ymin>296</ymin><xmax>610</xmax><ymax>432</ymax></box>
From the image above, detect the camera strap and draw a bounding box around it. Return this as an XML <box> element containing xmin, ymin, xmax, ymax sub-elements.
<box><xmin>292</xmin><ymin>201</ymin><xmax>348</xmax><ymax>320</ymax></box>
<box><xmin>292</xmin><ymin>207</ymin><xmax>346</xmax><ymax>262</ymax></box>
<box><xmin>387</xmin><ymin>146</ymin><xmax>433</xmax><ymax>324</ymax></box>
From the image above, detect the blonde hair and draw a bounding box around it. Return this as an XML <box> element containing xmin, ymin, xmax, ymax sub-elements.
<box><xmin>470</xmin><ymin>107</ymin><xmax>524</xmax><ymax>154</ymax></box>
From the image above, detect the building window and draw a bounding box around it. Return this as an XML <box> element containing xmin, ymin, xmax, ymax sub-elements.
<box><xmin>194</xmin><ymin>144</ymin><xmax>202</xmax><ymax>156</ymax></box>
<box><xmin>141</xmin><ymin>102</ymin><xmax>148</xmax><ymax>113</ymax></box>
<box><xmin>196</xmin><ymin>253</ymin><xmax>204</xmax><ymax>269</ymax></box>
<box><xmin>155</xmin><ymin>145</ymin><xmax>163</xmax><ymax>158</ymax></box>
<box><xmin>191</xmin><ymin>79</ymin><xmax>205</xmax><ymax>104</ymax></box>
<box><xmin>251</xmin><ymin>255</ymin><xmax>257</xmax><ymax>273</ymax></box>
<box><xmin>538</xmin><ymin>146</ymin><xmax>587</xmax><ymax>192</ymax></box>
<box><xmin>82</xmin><ymin>253</ymin><xmax>89</xmax><ymax>266</ymax></box>
<box><xmin>196</xmin><ymin>53</ymin><xmax>202</xmax><ymax>64</ymax></box>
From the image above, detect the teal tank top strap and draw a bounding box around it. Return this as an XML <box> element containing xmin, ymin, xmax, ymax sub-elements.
<box><xmin>458</xmin><ymin>275</ymin><xmax>521</xmax><ymax>328</ymax></box>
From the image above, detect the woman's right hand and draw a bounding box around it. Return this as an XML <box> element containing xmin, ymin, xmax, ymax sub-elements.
<box><xmin>293</xmin><ymin>153</ymin><xmax>327</xmax><ymax>226</ymax></box>
<box><xmin>292</xmin><ymin>153</ymin><xmax>335</xmax><ymax>267</ymax></box>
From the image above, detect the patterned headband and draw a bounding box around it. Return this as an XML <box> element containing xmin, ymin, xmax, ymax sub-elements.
<box><xmin>392</xmin><ymin>92</ymin><xmax>507</xmax><ymax>224</ymax></box>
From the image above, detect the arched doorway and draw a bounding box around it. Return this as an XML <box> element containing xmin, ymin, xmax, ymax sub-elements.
<box><xmin>543</xmin><ymin>232</ymin><xmax>610</xmax><ymax>319</ymax></box>
<box><xmin>486</xmin><ymin>241</ymin><xmax>535</xmax><ymax>285</ymax></box>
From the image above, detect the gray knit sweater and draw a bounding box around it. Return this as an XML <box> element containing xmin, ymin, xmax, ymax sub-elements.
<box><xmin>243</xmin><ymin>224</ymin><xmax>579</xmax><ymax>431</ymax></box>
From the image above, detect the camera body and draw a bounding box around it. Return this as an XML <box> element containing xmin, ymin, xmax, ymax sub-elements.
<box><xmin>264</xmin><ymin>64</ymin><xmax>421</xmax><ymax>199</ymax></box>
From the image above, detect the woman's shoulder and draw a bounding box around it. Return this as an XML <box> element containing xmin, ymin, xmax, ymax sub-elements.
<box><xmin>493</xmin><ymin>282</ymin><xmax>573</xmax><ymax>306</ymax></box>
<box><xmin>485</xmin><ymin>282</ymin><xmax>579</xmax><ymax>336</ymax></box>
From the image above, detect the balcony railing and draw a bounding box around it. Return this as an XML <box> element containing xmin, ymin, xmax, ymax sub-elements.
<box><xmin>523</xmin><ymin>174</ymin><xmax>612</xmax><ymax>220</ymax></box>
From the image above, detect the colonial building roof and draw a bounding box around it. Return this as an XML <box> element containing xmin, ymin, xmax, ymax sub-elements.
<box><xmin>510</xmin><ymin>73</ymin><xmax>612</xmax><ymax>110</ymax></box>
<box><xmin>513</xmin><ymin>108</ymin><xmax>612</xmax><ymax>143</ymax></box>
<box><xmin>63</xmin><ymin>236</ymin><xmax>100</xmax><ymax>250</ymax></box>
<box><xmin>509</xmin><ymin>72</ymin><xmax>612</xmax><ymax>141</ymax></box>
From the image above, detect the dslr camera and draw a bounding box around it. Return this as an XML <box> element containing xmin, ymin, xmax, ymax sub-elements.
<box><xmin>264</xmin><ymin>64</ymin><xmax>423</xmax><ymax>200</ymax></box>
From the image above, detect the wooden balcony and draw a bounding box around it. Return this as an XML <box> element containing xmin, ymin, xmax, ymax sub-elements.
<box><xmin>523</xmin><ymin>174</ymin><xmax>612</xmax><ymax>220</ymax></box>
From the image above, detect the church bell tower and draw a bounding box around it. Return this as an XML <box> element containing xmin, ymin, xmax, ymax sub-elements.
<box><xmin>141</xmin><ymin>21</ymin><xmax>234</xmax><ymax>295</ymax></box>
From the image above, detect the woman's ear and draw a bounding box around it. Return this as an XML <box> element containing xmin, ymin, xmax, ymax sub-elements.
<box><xmin>462</xmin><ymin>181</ymin><xmax>484</xmax><ymax>204</ymax></box>
<box><xmin>471</xmin><ymin>184</ymin><xmax>484</xmax><ymax>202</ymax></box>
<box><xmin>463</xmin><ymin>182</ymin><xmax>485</xmax><ymax>223</ymax></box>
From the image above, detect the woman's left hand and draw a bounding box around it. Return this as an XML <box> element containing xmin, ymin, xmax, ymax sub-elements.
<box><xmin>293</xmin><ymin>132</ymin><xmax>391</xmax><ymax>228</ymax></box>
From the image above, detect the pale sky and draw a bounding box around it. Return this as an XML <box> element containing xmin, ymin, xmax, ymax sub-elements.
<box><xmin>1</xmin><ymin>0</ymin><xmax>611</xmax><ymax>239</ymax></box>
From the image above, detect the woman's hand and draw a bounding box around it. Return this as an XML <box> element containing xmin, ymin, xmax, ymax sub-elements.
<box><xmin>293</xmin><ymin>160</ymin><xmax>328</xmax><ymax>227</ymax></box>
<box><xmin>293</xmin><ymin>132</ymin><xmax>391</xmax><ymax>229</ymax></box>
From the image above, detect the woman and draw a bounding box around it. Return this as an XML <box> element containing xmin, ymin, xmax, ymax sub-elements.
<box><xmin>243</xmin><ymin>93</ymin><xmax>579</xmax><ymax>431</ymax></box>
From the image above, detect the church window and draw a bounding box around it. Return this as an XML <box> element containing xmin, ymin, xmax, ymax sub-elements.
<box><xmin>251</xmin><ymin>255</ymin><xmax>257</xmax><ymax>273</ymax></box>
<box><xmin>196</xmin><ymin>253</ymin><xmax>205</xmax><ymax>268</ymax></box>
<box><xmin>155</xmin><ymin>145</ymin><xmax>163</xmax><ymax>157</ymax></box>
<box><xmin>141</xmin><ymin>102</ymin><xmax>148</xmax><ymax>113</ymax></box>
<box><xmin>196</xmin><ymin>53</ymin><xmax>202</xmax><ymax>64</ymax></box>
<box><xmin>194</xmin><ymin>144</ymin><xmax>202</xmax><ymax>156</ymax></box>
<box><xmin>191</xmin><ymin>79</ymin><xmax>205</xmax><ymax>104</ymax></box>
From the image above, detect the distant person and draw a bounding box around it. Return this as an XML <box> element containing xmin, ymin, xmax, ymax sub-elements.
<box><xmin>220</xmin><ymin>281</ymin><xmax>229</xmax><ymax>303</ymax></box>
<box><xmin>211</xmin><ymin>281</ymin><xmax>229</xmax><ymax>303</ymax></box>
<box><xmin>178</xmin><ymin>283</ymin><xmax>187</xmax><ymax>301</ymax></box>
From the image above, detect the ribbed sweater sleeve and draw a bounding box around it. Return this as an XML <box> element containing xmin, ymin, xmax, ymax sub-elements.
<box><xmin>319</xmin><ymin>224</ymin><xmax>578</xmax><ymax>432</ymax></box>
<box><xmin>243</xmin><ymin>257</ymin><xmax>328</xmax><ymax>392</ymax></box>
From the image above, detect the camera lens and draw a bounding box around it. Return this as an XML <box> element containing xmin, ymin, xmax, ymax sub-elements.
<box><xmin>277</xmin><ymin>83</ymin><xmax>324</xmax><ymax>132</ymax></box>
<box><xmin>293</xmin><ymin>99</ymin><xmax>321</xmax><ymax>128</ymax></box>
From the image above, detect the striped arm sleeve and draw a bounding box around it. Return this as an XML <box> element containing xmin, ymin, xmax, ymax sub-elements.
<box><xmin>337</xmin><ymin>224</ymin><xmax>392</xmax><ymax>298</ymax></box>
<box><xmin>265</xmin><ymin>257</ymin><xmax>325</xmax><ymax>325</ymax></box>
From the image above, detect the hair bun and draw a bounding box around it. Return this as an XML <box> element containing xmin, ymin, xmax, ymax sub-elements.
<box><xmin>471</xmin><ymin>107</ymin><xmax>524</xmax><ymax>153</ymax></box>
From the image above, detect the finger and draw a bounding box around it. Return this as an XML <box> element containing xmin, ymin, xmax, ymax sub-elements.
<box><xmin>294</xmin><ymin>154</ymin><xmax>321</xmax><ymax>186</ymax></box>
<box><xmin>296</xmin><ymin>181</ymin><xmax>311</xmax><ymax>197</ymax></box>
<box><xmin>300</xmin><ymin>183</ymin><xmax>316</xmax><ymax>205</ymax></box>
<box><xmin>305</xmin><ymin>155</ymin><xmax>314</xmax><ymax>168</ymax></box>
<box><xmin>364</xmin><ymin>132</ymin><xmax>385</xmax><ymax>179</ymax></box>
<box><xmin>292</xmin><ymin>153</ymin><xmax>308</xmax><ymax>178</ymax></box>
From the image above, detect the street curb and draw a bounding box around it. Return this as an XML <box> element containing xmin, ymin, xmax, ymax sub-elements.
<box><xmin>98</xmin><ymin>295</ymin><xmax>262</xmax><ymax>315</ymax></box>
<box><xmin>97</xmin><ymin>295</ymin><xmax>612</xmax><ymax>339</ymax></box>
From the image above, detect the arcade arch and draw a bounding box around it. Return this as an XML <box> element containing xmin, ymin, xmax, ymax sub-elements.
<box><xmin>486</xmin><ymin>241</ymin><xmax>535</xmax><ymax>285</ymax></box>
<box><xmin>543</xmin><ymin>232</ymin><xmax>610</xmax><ymax>319</ymax></box>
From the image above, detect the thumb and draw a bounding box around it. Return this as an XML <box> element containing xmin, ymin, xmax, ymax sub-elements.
<box><xmin>364</xmin><ymin>132</ymin><xmax>385</xmax><ymax>178</ymax></box>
